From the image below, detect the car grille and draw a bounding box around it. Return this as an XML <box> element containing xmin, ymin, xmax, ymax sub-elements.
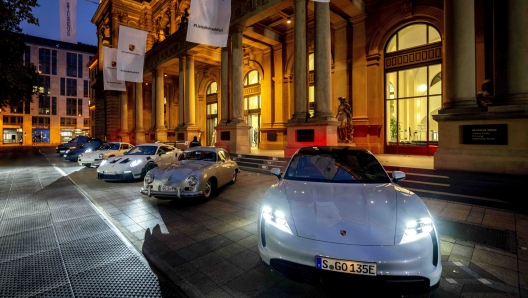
<box><xmin>97</xmin><ymin>172</ymin><xmax>134</xmax><ymax>180</ymax></box>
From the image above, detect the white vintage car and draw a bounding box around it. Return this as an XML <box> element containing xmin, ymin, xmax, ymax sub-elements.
<box><xmin>258</xmin><ymin>146</ymin><xmax>441</xmax><ymax>295</ymax></box>
<box><xmin>78</xmin><ymin>142</ymin><xmax>133</xmax><ymax>167</ymax></box>
<box><xmin>97</xmin><ymin>143</ymin><xmax>181</xmax><ymax>181</ymax></box>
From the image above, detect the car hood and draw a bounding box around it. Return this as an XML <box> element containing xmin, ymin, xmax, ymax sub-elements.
<box><xmin>154</xmin><ymin>161</ymin><xmax>211</xmax><ymax>182</ymax></box>
<box><xmin>284</xmin><ymin>180</ymin><xmax>397</xmax><ymax>245</ymax></box>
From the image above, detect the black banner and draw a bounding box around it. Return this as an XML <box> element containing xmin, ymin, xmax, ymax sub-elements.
<box><xmin>460</xmin><ymin>124</ymin><xmax>507</xmax><ymax>145</ymax></box>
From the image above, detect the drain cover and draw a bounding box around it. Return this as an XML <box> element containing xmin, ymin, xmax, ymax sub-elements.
<box><xmin>435</xmin><ymin>218</ymin><xmax>511</xmax><ymax>251</ymax></box>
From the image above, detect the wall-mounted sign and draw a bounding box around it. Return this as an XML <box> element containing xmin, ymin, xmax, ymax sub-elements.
<box><xmin>297</xmin><ymin>129</ymin><xmax>314</xmax><ymax>142</ymax></box>
<box><xmin>460</xmin><ymin>124</ymin><xmax>507</xmax><ymax>145</ymax></box>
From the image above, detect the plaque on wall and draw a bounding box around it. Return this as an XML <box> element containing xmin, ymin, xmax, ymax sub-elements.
<box><xmin>177</xmin><ymin>133</ymin><xmax>185</xmax><ymax>141</ymax></box>
<box><xmin>297</xmin><ymin>129</ymin><xmax>314</xmax><ymax>142</ymax></box>
<box><xmin>221</xmin><ymin>131</ymin><xmax>230</xmax><ymax>140</ymax></box>
<box><xmin>267</xmin><ymin>132</ymin><xmax>277</xmax><ymax>142</ymax></box>
<box><xmin>460</xmin><ymin>124</ymin><xmax>507</xmax><ymax>145</ymax></box>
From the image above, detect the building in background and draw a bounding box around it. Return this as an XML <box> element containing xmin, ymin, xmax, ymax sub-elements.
<box><xmin>89</xmin><ymin>0</ymin><xmax>527</xmax><ymax>174</ymax></box>
<box><xmin>0</xmin><ymin>35</ymin><xmax>96</xmax><ymax>145</ymax></box>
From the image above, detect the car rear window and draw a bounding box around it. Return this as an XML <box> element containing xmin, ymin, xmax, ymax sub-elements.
<box><xmin>284</xmin><ymin>151</ymin><xmax>390</xmax><ymax>184</ymax></box>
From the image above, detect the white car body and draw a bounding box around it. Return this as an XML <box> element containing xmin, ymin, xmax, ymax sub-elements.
<box><xmin>258</xmin><ymin>146</ymin><xmax>441</xmax><ymax>295</ymax></box>
<box><xmin>78</xmin><ymin>142</ymin><xmax>133</xmax><ymax>167</ymax></box>
<box><xmin>96</xmin><ymin>143</ymin><xmax>182</xmax><ymax>181</ymax></box>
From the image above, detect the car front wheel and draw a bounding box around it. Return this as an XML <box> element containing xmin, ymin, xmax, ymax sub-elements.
<box><xmin>230</xmin><ymin>171</ymin><xmax>237</xmax><ymax>185</ymax></box>
<box><xmin>203</xmin><ymin>179</ymin><xmax>213</xmax><ymax>199</ymax></box>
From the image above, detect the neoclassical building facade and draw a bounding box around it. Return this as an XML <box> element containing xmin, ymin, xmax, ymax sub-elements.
<box><xmin>89</xmin><ymin>0</ymin><xmax>528</xmax><ymax>174</ymax></box>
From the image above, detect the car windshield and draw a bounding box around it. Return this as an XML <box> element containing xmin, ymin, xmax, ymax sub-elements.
<box><xmin>127</xmin><ymin>145</ymin><xmax>158</xmax><ymax>155</ymax></box>
<box><xmin>80</xmin><ymin>140</ymin><xmax>96</xmax><ymax>148</ymax></box>
<box><xmin>98</xmin><ymin>143</ymin><xmax>112</xmax><ymax>150</ymax></box>
<box><xmin>179</xmin><ymin>150</ymin><xmax>216</xmax><ymax>162</ymax></box>
<box><xmin>284</xmin><ymin>150</ymin><xmax>390</xmax><ymax>184</ymax></box>
<box><xmin>109</xmin><ymin>143</ymin><xmax>120</xmax><ymax>150</ymax></box>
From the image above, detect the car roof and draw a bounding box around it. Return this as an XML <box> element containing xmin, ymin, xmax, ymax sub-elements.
<box><xmin>295</xmin><ymin>146</ymin><xmax>372</xmax><ymax>156</ymax></box>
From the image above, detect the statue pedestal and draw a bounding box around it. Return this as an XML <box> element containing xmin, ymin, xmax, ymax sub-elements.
<box><xmin>214</xmin><ymin>122</ymin><xmax>251</xmax><ymax>154</ymax></box>
<box><xmin>284</xmin><ymin>120</ymin><xmax>339</xmax><ymax>157</ymax></box>
<box><xmin>432</xmin><ymin>105</ymin><xmax>528</xmax><ymax>174</ymax></box>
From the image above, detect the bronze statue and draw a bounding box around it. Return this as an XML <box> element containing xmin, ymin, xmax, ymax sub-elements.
<box><xmin>336</xmin><ymin>97</ymin><xmax>354</xmax><ymax>142</ymax></box>
<box><xmin>476</xmin><ymin>79</ymin><xmax>494</xmax><ymax>111</ymax></box>
<box><xmin>180</xmin><ymin>9</ymin><xmax>189</xmax><ymax>28</ymax></box>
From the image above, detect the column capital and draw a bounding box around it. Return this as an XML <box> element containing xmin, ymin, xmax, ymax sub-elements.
<box><xmin>350</xmin><ymin>13</ymin><xmax>367</xmax><ymax>25</ymax></box>
<box><xmin>231</xmin><ymin>24</ymin><xmax>246</xmax><ymax>34</ymax></box>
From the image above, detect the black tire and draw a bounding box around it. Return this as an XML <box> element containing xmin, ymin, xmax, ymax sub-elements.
<box><xmin>229</xmin><ymin>170</ymin><xmax>237</xmax><ymax>185</ymax></box>
<box><xmin>141</xmin><ymin>162</ymin><xmax>156</xmax><ymax>179</ymax></box>
<box><xmin>203</xmin><ymin>179</ymin><xmax>213</xmax><ymax>199</ymax></box>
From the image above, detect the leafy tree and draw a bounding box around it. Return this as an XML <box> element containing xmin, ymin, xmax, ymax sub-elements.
<box><xmin>0</xmin><ymin>0</ymin><xmax>41</xmax><ymax>109</ymax></box>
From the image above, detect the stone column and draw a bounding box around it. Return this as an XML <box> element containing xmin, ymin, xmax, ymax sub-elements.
<box><xmin>170</xmin><ymin>1</ymin><xmax>176</xmax><ymax>34</ymax></box>
<box><xmin>231</xmin><ymin>26</ymin><xmax>244</xmax><ymax>123</ymax></box>
<box><xmin>151</xmin><ymin>72</ymin><xmax>156</xmax><ymax>130</ymax></box>
<box><xmin>155</xmin><ymin>68</ymin><xmax>167</xmax><ymax>141</ymax></box>
<box><xmin>120</xmin><ymin>89</ymin><xmax>128</xmax><ymax>132</ymax></box>
<box><xmin>443</xmin><ymin>0</ymin><xmax>476</xmax><ymax>108</ymax></box>
<box><xmin>313</xmin><ymin>1</ymin><xmax>333</xmax><ymax>120</ymax></box>
<box><xmin>178</xmin><ymin>57</ymin><xmax>185</xmax><ymax>127</ymax></box>
<box><xmin>333</xmin><ymin>20</ymin><xmax>348</xmax><ymax>102</ymax></box>
<box><xmin>134</xmin><ymin>82</ymin><xmax>145</xmax><ymax>144</ymax></box>
<box><xmin>493</xmin><ymin>0</ymin><xmax>528</xmax><ymax>104</ymax></box>
<box><xmin>185</xmin><ymin>55</ymin><xmax>196</xmax><ymax>126</ymax></box>
<box><xmin>292</xmin><ymin>0</ymin><xmax>308</xmax><ymax>121</ymax></box>
<box><xmin>220</xmin><ymin>46</ymin><xmax>229</xmax><ymax>124</ymax></box>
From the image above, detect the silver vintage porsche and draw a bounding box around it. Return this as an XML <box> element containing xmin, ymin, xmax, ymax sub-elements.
<box><xmin>140</xmin><ymin>147</ymin><xmax>240</xmax><ymax>199</ymax></box>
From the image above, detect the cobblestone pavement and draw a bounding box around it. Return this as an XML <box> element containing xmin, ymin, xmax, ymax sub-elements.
<box><xmin>4</xmin><ymin>146</ymin><xmax>528</xmax><ymax>297</ymax></box>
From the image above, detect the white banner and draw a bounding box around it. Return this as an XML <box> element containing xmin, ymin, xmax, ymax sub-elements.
<box><xmin>117</xmin><ymin>25</ymin><xmax>148</xmax><ymax>82</ymax></box>
<box><xmin>103</xmin><ymin>47</ymin><xmax>126</xmax><ymax>91</ymax></box>
<box><xmin>59</xmin><ymin>0</ymin><xmax>77</xmax><ymax>43</ymax></box>
<box><xmin>186</xmin><ymin>0</ymin><xmax>231</xmax><ymax>47</ymax></box>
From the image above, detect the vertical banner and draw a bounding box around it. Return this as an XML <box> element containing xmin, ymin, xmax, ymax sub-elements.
<box><xmin>186</xmin><ymin>0</ymin><xmax>231</xmax><ymax>47</ymax></box>
<box><xmin>59</xmin><ymin>0</ymin><xmax>77</xmax><ymax>43</ymax></box>
<box><xmin>103</xmin><ymin>47</ymin><xmax>126</xmax><ymax>91</ymax></box>
<box><xmin>117</xmin><ymin>25</ymin><xmax>148</xmax><ymax>82</ymax></box>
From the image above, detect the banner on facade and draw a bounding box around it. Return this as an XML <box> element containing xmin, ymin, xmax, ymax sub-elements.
<box><xmin>186</xmin><ymin>0</ymin><xmax>231</xmax><ymax>47</ymax></box>
<box><xmin>59</xmin><ymin>0</ymin><xmax>77</xmax><ymax>43</ymax></box>
<box><xmin>117</xmin><ymin>25</ymin><xmax>148</xmax><ymax>82</ymax></box>
<box><xmin>103</xmin><ymin>47</ymin><xmax>126</xmax><ymax>91</ymax></box>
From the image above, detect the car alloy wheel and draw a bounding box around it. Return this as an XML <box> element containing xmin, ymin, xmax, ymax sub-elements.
<box><xmin>230</xmin><ymin>171</ymin><xmax>237</xmax><ymax>184</ymax></box>
<box><xmin>203</xmin><ymin>179</ymin><xmax>212</xmax><ymax>199</ymax></box>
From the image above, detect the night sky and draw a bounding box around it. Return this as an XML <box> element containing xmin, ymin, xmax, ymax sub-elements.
<box><xmin>20</xmin><ymin>0</ymin><xmax>99</xmax><ymax>46</ymax></box>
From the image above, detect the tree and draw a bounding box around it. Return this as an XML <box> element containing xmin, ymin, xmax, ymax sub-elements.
<box><xmin>0</xmin><ymin>0</ymin><xmax>41</xmax><ymax>109</ymax></box>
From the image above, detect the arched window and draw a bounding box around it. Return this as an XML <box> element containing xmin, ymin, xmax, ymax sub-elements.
<box><xmin>384</xmin><ymin>24</ymin><xmax>442</xmax><ymax>155</ymax></box>
<box><xmin>243</xmin><ymin>70</ymin><xmax>261</xmax><ymax>148</ymax></box>
<box><xmin>244</xmin><ymin>70</ymin><xmax>259</xmax><ymax>86</ymax></box>
<box><xmin>206</xmin><ymin>81</ymin><xmax>217</xmax><ymax>94</ymax></box>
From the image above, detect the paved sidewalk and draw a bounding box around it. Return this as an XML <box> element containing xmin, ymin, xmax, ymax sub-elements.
<box><xmin>42</xmin><ymin>146</ymin><xmax>527</xmax><ymax>298</ymax></box>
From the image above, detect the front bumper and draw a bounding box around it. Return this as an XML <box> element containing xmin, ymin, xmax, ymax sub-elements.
<box><xmin>258</xmin><ymin>215</ymin><xmax>442</xmax><ymax>293</ymax></box>
<box><xmin>140</xmin><ymin>185</ymin><xmax>203</xmax><ymax>198</ymax></box>
<box><xmin>97</xmin><ymin>172</ymin><xmax>135</xmax><ymax>181</ymax></box>
<box><xmin>64</xmin><ymin>154</ymin><xmax>79</xmax><ymax>161</ymax></box>
<box><xmin>78</xmin><ymin>158</ymin><xmax>102</xmax><ymax>167</ymax></box>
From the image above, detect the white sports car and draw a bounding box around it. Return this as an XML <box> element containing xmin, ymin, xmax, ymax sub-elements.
<box><xmin>97</xmin><ymin>143</ymin><xmax>182</xmax><ymax>181</ymax></box>
<box><xmin>258</xmin><ymin>146</ymin><xmax>441</xmax><ymax>295</ymax></box>
<box><xmin>78</xmin><ymin>142</ymin><xmax>133</xmax><ymax>167</ymax></box>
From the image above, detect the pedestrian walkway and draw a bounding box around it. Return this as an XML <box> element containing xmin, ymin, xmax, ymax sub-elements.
<box><xmin>0</xmin><ymin>147</ymin><xmax>179</xmax><ymax>297</ymax></box>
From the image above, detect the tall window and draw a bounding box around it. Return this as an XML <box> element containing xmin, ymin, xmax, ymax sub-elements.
<box><xmin>78</xmin><ymin>99</ymin><xmax>82</xmax><ymax>116</ymax></box>
<box><xmin>83</xmin><ymin>80</ymin><xmax>89</xmax><ymax>97</ymax></box>
<box><xmin>243</xmin><ymin>70</ymin><xmax>261</xmax><ymax>148</ymax></box>
<box><xmin>52</xmin><ymin>50</ymin><xmax>57</xmax><ymax>75</ymax></box>
<box><xmin>24</xmin><ymin>46</ymin><xmax>31</xmax><ymax>67</ymax></box>
<box><xmin>66</xmin><ymin>78</ymin><xmax>77</xmax><ymax>96</ymax></box>
<box><xmin>77</xmin><ymin>54</ymin><xmax>83</xmax><ymax>78</ymax></box>
<box><xmin>308</xmin><ymin>52</ymin><xmax>315</xmax><ymax>117</ymax></box>
<box><xmin>39</xmin><ymin>96</ymin><xmax>51</xmax><ymax>115</ymax></box>
<box><xmin>51</xmin><ymin>97</ymin><xmax>57</xmax><ymax>115</ymax></box>
<box><xmin>205</xmin><ymin>81</ymin><xmax>218</xmax><ymax>146</ymax></box>
<box><xmin>60</xmin><ymin>78</ymin><xmax>66</xmax><ymax>96</ymax></box>
<box><xmin>39</xmin><ymin>48</ymin><xmax>51</xmax><ymax>74</ymax></box>
<box><xmin>67</xmin><ymin>53</ymin><xmax>77</xmax><ymax>77</ymax></box>
<box><xmin>66</xmin><ymin>98</ymin><xmax>77</xmax><ymax>116</ymax></box>
<box><xmin>385</xmin><ymin>24</ymin><xmax>442</xmax><ymax>155</ymax></box>
<box><xmin>40</xmin><ymin>76</ymin><xmax>51</xmax><ymax>95</ymax></box>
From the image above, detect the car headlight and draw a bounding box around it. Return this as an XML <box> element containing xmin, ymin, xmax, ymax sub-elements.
<box><xmin>100</xmin><ymin>159</ymin><xmax>108</xmax><ymax>166</ymax></box>
<box><xmin>99</xmin><ymin>153</ymin><xmax>104</xmax><ymax>159</ymax></box>
<box><xmin>187</xmin><ymin>175</ymin><xmax>197</xmax><ymax>186</ymax></box>
<box><xmin>130</xmin><ymin>159</ymin><xmax>142</xmax><ymax>167</ymax></box>
<box><xmin>145</xmin><ymin>172</ymin><xmax>154</xmax><ymax>184</ymax></box>
<box><xmin>262</xmin><ymin>206</ymin><xmax>292</xmax><ymax>234</ymax></box>
<box><xmin>65</xmin><ymin>150</ymin><xmax>70</xmax><ymax>153</ymax></box>
<box><xmin>85</xmin><ymin>149</ymin><xmax>92</xmax><ymax>153</ymax></box>
<box><xmin>401</xmin><ymin>218</ymin><xmax>434</xmax><ymax>244</ymax></box>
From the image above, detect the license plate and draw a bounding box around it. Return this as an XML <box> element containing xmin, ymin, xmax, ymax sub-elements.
<box><xmin>316</xmin><ymin>256</ymin><xmax>376</xmax><ymax>276</ymax></box>
<box><xmin>161</xmin><ymin>185</ymin><xmax>178</xmax><ymax>191</ymax></box>
<box><xmin>103</xmin><ymin>171</ymin><xmax>115</xmax><ymax>175</ymax></box>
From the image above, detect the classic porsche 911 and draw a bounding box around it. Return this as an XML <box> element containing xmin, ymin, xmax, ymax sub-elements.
<box><xmin>258</xmin><ymin>146</ymin><xmax>441</xmax><ymax>295</ymax></box>
<box><xmin>140</xmin><ymin>147</ymin><xmax>239</xmax><ymax>199</ymax></box>
<box><xmin>78</xmin><ymin>142</ymin><xmax>133</xmax><ymax>167</ymax></box>
<box><xmin>97</xmin><ymin>143</ymin><xmax>181</xmax><ymax>181</ymax></box>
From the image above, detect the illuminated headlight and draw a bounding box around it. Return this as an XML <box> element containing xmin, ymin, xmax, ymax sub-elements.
<box><xmin>69</xmin><ymin>146</ymin><xmax>76</xmax><ymax>149</ymax></box>
<box><xmin>262</xmin><ymin>206</ymin><xmax>292</xmax><ymax>234</ymax></box>
<box><xmin>65</xmin><ymin>150</ymin><xmax>70</xmax><ymax>153</ymax></box>
<box><xmin>187</xmin><ymin>175</ymin><xmax>197</xmax><ymax>186</ymax></box>
<box><xmin>85</xmin><ymin>149</ymin><xmax>92</xmax><ymax>153</ymax></box>
<box><xmin>130</xmin><ymin>159</ymin><xmax>142</xmax><ymax>167</ymax></box>
<box><xmin>401</xmin><ymin>218</ymin><xmax>434</xmax><ymax>243</ymax></box>
<box><xmin>100</xmin><ymin>159</ymin><xmax>108</xmax><ymax>166</ymax></box>
<box><xmin>144</xmin><ymin>172</ymin><xmax>154</xmax><ymax>184</ymax></box>
<box><xmin>99</xmin><ymin>153</ymin><xmax>104</xmax><ymax>159</ymax></box>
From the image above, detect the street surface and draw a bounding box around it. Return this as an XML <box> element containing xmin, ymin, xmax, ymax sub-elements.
<box><xmin>1</xmin><ymin>146</ymin><xmax>526</xmax><ymax>297</ymax></box>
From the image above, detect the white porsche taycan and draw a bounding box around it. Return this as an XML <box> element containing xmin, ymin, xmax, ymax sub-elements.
<box><xmin>78</xmin><ymin>142</ymin><xmax>133</xmax><ymax>167</ymax></box>
<box><xmin>258</xmin><ymin>146</ymin><xmax>441</xmax><ymax>295</ymax></box>
<box><xmin>97</xmin><ymin>143</ymin><xmax>182</xmax><ymax>181</ymax></box>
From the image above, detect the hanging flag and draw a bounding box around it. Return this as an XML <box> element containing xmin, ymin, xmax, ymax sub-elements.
<box><xmin>59</xmin><ymin>0</ymin><xmax>77</xmax><ymax>43</ymax></box>
<box><xmin>103</xmin><ymin>47</ymin><xmax>126</xmax><ymax>91</ymax></box>
<box><xmin>186</xmin><ymin>0</ymin><xmax>231</xmax><ymax>47</ymax></box>
<box><xmin>117</xmin><ymin>25</ymin><xmax>148</xmax><ymax>82</ymax></box>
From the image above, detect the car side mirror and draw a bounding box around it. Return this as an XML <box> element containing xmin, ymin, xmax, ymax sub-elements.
<box><xmin>270</xmin><ymin>168</ymin><xmax>282</xmax><ymax>179</ymax></box>
<box><xmin>392</xmin><ymin>171</ymin><xmax>406</xmax><ymax>182</ymax></box>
